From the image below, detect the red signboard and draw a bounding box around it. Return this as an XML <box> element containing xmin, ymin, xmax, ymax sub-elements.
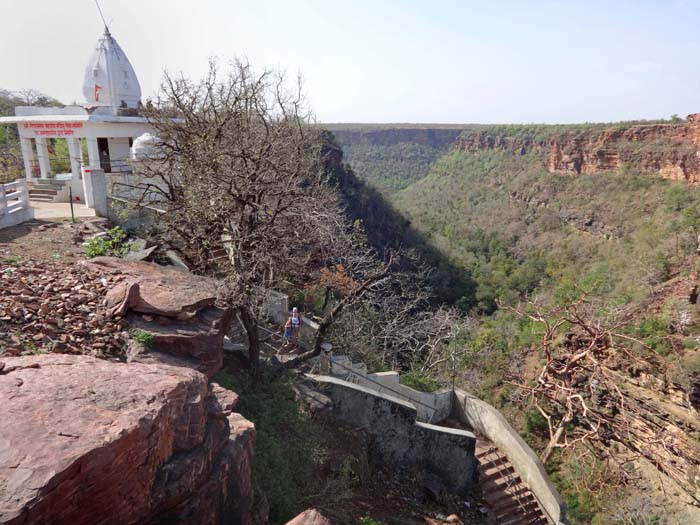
<box><xmin>23</xmin><ymin>122</ymin><xmax>84</xmax><ymax>136</ymax></box>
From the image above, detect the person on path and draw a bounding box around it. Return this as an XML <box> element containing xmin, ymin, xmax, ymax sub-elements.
<box><xmin>283</xmin><ymin>307</ymin><xmax>303</xmax><ymax>347</ymax></box>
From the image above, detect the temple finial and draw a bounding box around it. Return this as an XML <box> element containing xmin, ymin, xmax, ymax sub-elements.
<box><xmin>95</xmin><ymin>0</ymin><xmax>110</xmax><ymax>35</ymax></box>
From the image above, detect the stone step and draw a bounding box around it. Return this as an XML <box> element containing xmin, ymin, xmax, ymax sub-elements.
<box><xmin>29</xmin><ymin>189</ymin><xmax>58</xmax><ymax>196</ymax></box>
<box><xmin>32</xmin><ymin>178</ymin><xmax>67</xmax><ymax>184</ymax></box>
<box><xmin>482</xmin><ymin>474</ymin><xmax>525</xmax><ymax>495</ymax></box>
<box><xmin>494</xmin><ymin>495</ymin><xmax>539</xmax><ymax>518</ymax></box>
<box><xmin>481</xmin><ymin>463</ymin><xmax>515</xmax><ymax>481</ymax></box>
<box><xmin>29</xmin><ymin>196</ymin><xmax>55</xmax><ymax>202</ymax></box>
<box><xmin>484</xmin><ymin>486</ymin><xmax>531</xmax><ymax>506</ymax></box>
<box><xmin>30</xmin><ymin>183</ymin><xmax>63</xmax><ymax>190</ymax></box>
<box><xmin>497</xmin><ymin>508</ymin><xmax>547</xmax><ymax>525</ymax></box>
<box><xmin>28</xmin><ymin>181</ymin><xmax>67</xmax><ymax>189</ymax></box>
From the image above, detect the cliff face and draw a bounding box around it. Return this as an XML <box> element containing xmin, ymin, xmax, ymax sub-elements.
<box><xmin>456</xmin><ymin>115</ymin><xmax>700</xmax><ymax>183</ymax></box>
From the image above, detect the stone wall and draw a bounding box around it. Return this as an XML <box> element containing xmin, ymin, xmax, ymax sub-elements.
<box><xmin>309</xmin><ymin>374</ymin><xmax>478</xmax><ymax>495</ymax></box>
<box><xmin>330</xmin><ymin>364</ymin><xmax>452</xmax><ymax>424</ymax></box>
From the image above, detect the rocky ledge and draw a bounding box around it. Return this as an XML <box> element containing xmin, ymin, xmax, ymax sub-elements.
<box><xmin>86</xmin><ymin>256</ymin><xmax>233</xmax><ymax>379</ymax></box>
<box><xmin>0</xmin><ymin>256</ymin><xmax>232</xmax><ymax>380</ymax></box>
<box><xmin>0</xmin><ymin>354</ymin><xmax>254</xmax><ymax>525</ymax></box>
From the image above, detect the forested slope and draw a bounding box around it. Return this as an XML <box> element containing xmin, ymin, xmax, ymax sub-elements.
<box><xmin>331</xmin><ymin>122</ymin><xmax>700</xmax><ymax>525</ymax></box>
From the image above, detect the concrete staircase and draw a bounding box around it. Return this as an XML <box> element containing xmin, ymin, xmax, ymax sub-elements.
<box><xmin>477</xmin><ymin>439</ymin><xmax>549</xmax><ymax>525</ymax></box>
<box><xmin>27</xmin><ymin>179</ymin><xmax>69</xmax><ymax>202</ymax></box>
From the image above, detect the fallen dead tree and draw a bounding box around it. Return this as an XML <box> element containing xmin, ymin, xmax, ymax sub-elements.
<box><xmin>503</xmin><ymin>294</ymin><xmax>700</xmax><ymax>504</ymax></box>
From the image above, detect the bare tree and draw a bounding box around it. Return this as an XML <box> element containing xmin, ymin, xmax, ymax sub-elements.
<box><xmin>135</xmin><ymin>59</ymin><xmax>349</xmax><ymax>374</ymax></box>
<box><xmin>284</xmin><ymin>240</ymin><xmax>473</xmax><ymax>372</ymax></box>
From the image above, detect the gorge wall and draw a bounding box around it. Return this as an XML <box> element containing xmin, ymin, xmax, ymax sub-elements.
<box><xmin>455</xmin><ymin>115</ymin><xmax>700</xmax><ymax>183</ymax></box>
<box><xmin>329</xmin><ymin>116</ymin><xmax>700</xmax><ymax>186</ymax></box>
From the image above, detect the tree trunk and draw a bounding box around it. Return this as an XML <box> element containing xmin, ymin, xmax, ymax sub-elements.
<box><xmin>540</xmin><ymin>415</ymin><xmax>571</xmax><ymax>463</ymax></box>
<box><xmin>239</xmin><ymin>306</ymin><xmax>260</xmax><ymax>377</ymax></box>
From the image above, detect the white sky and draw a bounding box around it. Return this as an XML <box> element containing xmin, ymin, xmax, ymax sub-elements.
<box><xmin>1</xmin><ymin>0</ymin><xmax>698</xmax><ymax>124</ymax></box>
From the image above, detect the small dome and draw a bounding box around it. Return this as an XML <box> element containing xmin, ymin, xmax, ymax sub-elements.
<box><xmin>82</xmin><ymin>28</ymin><xmax>141</xmax><ymax>109</ymax></box>
<box><xmin>130</xmin><ymin>132</ymin><xmax>162</xmax><ymax>160</ymax></box>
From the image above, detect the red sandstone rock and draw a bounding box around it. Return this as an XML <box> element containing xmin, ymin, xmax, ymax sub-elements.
<box><xmin>86</xmin><ymin>257</ymin><xmax>219</xmax><ymax>320</ymax></box>
<box><xmin>85</xmin><ymin>257</ymin><xmax>233</xmax><ymax>378</ymax></box>
<box><xmin>0</xmin><ymin>260</ymin><xmax>129</xmax><ymax>359</ymax></box>
<box><xmin>0</xmin><ymin>354</ymin><xmax>254</xmax><ymax>525</ymax></box>
<box><xmin>285</xmin><ymin>509</ymin><xmax>332</xmax><ymax>525</ymax></box>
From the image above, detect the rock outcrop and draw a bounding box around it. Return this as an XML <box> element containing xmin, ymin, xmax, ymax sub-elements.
<box><xmin>85</xmin><ymin>257</ymin><xmax>233</xmax><ymax>378</ymax></box>
<box><xmin>0</xmin><ymin>354</ymin><xmax>254</xmax><ymax>525</ymax></box>
<box><xmin>285</xmin><ymin>509</ymin><xmax>332</xmax><ymax>525</ymax></box>
<box><xmin>455</xmin><ymin>118</ymin><xmax>700</xmax><ymax>183</ymax></box>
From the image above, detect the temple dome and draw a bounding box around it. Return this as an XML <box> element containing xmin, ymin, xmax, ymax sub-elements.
<box><xmin>130</xmin><ymin>132</ymin><xmax>162</xmax><ymax>160</ymax></box>
<box><xmin>82</xmin><ymin>27</ymin><xmax>141</xmax><ymax>110</ymax></box>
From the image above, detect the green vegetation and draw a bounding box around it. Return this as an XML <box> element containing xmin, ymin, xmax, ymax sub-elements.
<box><xmin>2</xmin><ymin>255</ymin><xmax>23</xmax><ymax>266</ymax></box>
<box><xmin>214</xmin><ymin>370</ymin><xmax>321</xmax><ymax>524</ymax></box>
<box><xmin>394</xmin><ymin>149</ymin><xmax>700</xmax><ymax>312</ymax></box>
<box><xmin>399</xmin><ymin>370</ymin><xmax>440</xmax><ymax>393</ymax></box>
<box><xmin>131</xmin><ymin>329</ymin><xmax>155</xmax><ymax>347</ymax></box>
<box><xmin>338</xmin><ymin>142</ymin><xmax>448</xmax><ymax>195</ymax></box>
<box><xmin>84</xmin><ymin>226</ymin><xmax>129</xmax><ymax>258</ymax></box>
<box><xmin>358</xmin><ymin>517</ymin><xmax>384</xmax><ymax>525</ymax></box>
<box><xmin>0</xmin><ymin>89</ymin><xmax>63</xmax><ymax>183</ymax></box>
<box><xmin>455</xmin><ymin>120</ymin><xmax>674</xmax><ymax>143</ymax></box>
<box><xmin>335</xmin><ymin>124</ymin><xmax>700</xmax><ymax>523</ymax></box>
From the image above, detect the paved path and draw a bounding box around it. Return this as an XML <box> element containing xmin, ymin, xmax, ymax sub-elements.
<box><xmin>31</xmin><ymin>202</ymin><xmax>96</xmax><ymax>220</ymax></box>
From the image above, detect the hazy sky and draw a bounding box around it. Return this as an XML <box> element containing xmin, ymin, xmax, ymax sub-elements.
<box><xmin>1</xmin><ymin>0</ymin><xmax>698</xmax><ymax>123</ymax></box>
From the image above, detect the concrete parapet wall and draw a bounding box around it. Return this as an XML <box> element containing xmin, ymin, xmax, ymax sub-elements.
<box><xmin>310</xmin><ymin>374</ymin><xmax>478</xmax><ymax>495</ymax></box>
<box><xmin>326</xmin><ymin>362</ymin><xmax>451</xmax><ymax>424</ymax></box>
<box><xmin>347</xmin><ymin>370</ymin><xmax>452</xmax><ymax>423</ymax></box>
<box><xmin>453</xmin><ymin>388</ymin><xmax>568</xmax><ymax>525</ymax></box>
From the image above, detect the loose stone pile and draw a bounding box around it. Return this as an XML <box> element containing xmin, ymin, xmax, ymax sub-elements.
<box><xmin>0</xmin><ymin>261</ymin><xmax>129</xmax><ymax>358</ymax></box>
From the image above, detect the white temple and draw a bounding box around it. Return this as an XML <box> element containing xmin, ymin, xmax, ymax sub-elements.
<box><xmin>0</xmin><ymin>27</ymin><xmax>152</xmax><ymax>203</ymax></box>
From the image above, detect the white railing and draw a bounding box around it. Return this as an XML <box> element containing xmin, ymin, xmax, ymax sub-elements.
<box><xmin>0</xmin><ymin>179</ymin><xmax>30</xmax><ymax>217</ymax></box>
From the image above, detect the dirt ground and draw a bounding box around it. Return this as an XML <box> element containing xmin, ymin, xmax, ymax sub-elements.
<box><xmin>0</xmin><ymin>217</ymin><xmax>108</xmax><ymax>264</ymax></box>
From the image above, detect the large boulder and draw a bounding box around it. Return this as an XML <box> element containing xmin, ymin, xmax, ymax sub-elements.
<box><xmin>85</xmin><ymin>257</ymin><xmax>233</xmax><ymax>378</ymax></box>
<box><xmin>0</xmin><ymin>354</ymin><xmax>254</xmax><ymax>525</ymax></box>
<box><xmin>87</xmin><ymin>256</ymin><xmax>219</xmax><ymax>319</ymax></box>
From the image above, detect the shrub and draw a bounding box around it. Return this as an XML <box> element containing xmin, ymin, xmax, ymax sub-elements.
<box><xmin>84</xmin><ymin>226</ymin><xmax>129</xmax><ymax>258</ymax></box>
<box><xmin>131</xmin><ymin>329</ymin><xmax>155</xmax><ymax>347</ymax></box>
<box><xmin>632</xmin><ymin>316</ymin><xmax>670</xmax><ymax>355</ymax></box>
<box><xmin>400</xmin><ymin>370</ymin><xmax>441</xmax><ymax>393</ymax></box>
<box><xmin>523</xmin><ymin>409</ymin><xmax>548</xmax><ymax>438</ymax></box>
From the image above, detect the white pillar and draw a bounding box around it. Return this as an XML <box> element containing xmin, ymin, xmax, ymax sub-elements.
<box><xmin>86</xmin><ymin>137</ymin><xmax>101</xmax><ymax>169</ymax></box>
<box><xmin>67</xmin><ymin>138</ymin><xmax>82</xmax><ymax>179</ymax></box>
<box><xmin>35</xmin><ymin>137</ymin><xmax>51</xmax><ymax>179</ymax></box>
<box><xmin>19</xmin><ymin>137</ymin><xmax>37</xmax><ymax>180</ymax></box>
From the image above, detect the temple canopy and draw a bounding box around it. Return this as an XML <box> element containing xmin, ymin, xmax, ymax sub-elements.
<box><xmin>82</xmin><ymin>27</ymin><xmax>142</xmax><ymax>110</ymax></box>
